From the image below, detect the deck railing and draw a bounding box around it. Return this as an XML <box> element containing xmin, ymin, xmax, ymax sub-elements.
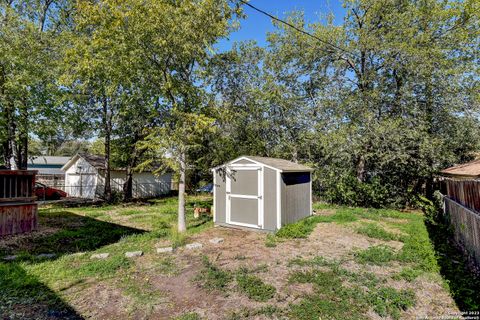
<box><xmin>0</xmin><ymin>170</ymin><xmax>38</xmax><ymax>236</ymax></box>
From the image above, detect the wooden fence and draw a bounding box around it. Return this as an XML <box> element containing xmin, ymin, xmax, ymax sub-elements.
<box><xmin>443</xmin><ymin>196</ymin><xmax>480</xmax><ymax>266</ymax></box>
<box><xmin>442</xmin><ymin>178</ymin><xmax>480</xmax><ymax>213</ymax></box>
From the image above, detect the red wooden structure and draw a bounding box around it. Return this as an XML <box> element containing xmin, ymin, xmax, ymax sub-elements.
<box><xmin>0</xmin><ymin>170</ymin><xmax>38</xmax><ymax>236</ymax></box>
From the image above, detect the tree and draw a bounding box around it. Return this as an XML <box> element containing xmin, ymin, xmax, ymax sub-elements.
<box><xmin>126</xmin><ymin>0</ymin><xmax>240</xmax><ymax>231</ymax></box>
<box><xmin>0</xmin><ymin>0</ymin><xmax>71</xmax><ymax>168</ymax></box>
<box><xmin>61</xmin><ymin>0</ymin><xmax>142</xmax><ymax>202</ymax></box>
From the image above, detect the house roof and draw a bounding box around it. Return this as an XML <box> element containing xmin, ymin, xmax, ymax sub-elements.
<box><xmin>441</xmin><ymin>160</ymin><xmax>480</xmax><ymax>178</ymax></box>
<box><xmin>62</xmin><ymin>153</ymin><xmax>163</xmax><ymax>173</ymax></box>
<box><xmin>214</xmin><ymin>156</ymin><xmax>313</xmax><ymax>172</ymax></box>
<box><xmin>28</xmin><ymin>156</ymin><xmax>71</xmax><ymax>166</ymax></box>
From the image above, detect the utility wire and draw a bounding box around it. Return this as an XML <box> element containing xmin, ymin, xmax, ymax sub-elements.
<box><xmin>238</xmin><ymin>0</ymin><xmax>357</xmax><ymax>58</ymax></box>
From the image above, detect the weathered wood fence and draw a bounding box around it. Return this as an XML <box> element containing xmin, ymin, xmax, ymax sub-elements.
<box><xmin>443</xmin><ymin>196</ymin><xmax>480</xmax><ymax>266</ymax></box>
<box><xmin>442</xmin><ymin>178</ymin><xmax>480</xmax><ymax>213</ymax></box>
<box><xmin>0</xmin><ymin>170</ymin><xmax>38</xmax><ymax>236</ymax></box>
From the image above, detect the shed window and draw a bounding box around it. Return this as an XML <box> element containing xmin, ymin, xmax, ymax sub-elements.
<box><xmin>282</xmin><ymin>172</ymin><xmax>310</xmax><ymax>185</ymax></box>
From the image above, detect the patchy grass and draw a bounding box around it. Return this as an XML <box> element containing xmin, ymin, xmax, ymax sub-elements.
<box><xmin>356</xmin><ymin>222</ymin><xmax>400</xmax><ymax>241</ymax></box>
<box><xmin>355</xmin><ymin>245</ymin><xmax>396</xmax><ymax>265</ymax></box>
<box><xmin>393</xmin><ymin>267</ymin><xmax>423</xmax><ymax>282</ymax></box>
<box><xmin>1</xmin><ymin>198</ymin><xmax>475</xmax><ymax>318</ymax></box>
<box><xmin>288</xmin><ymin>255</ymin><xmax>415</xmax><ymax>320</ymax></box>
<box><xmin>236</xmin><ymin>271</ymin><xmax>276</xmax><ymax>302</ymax></box>
<box><xmin>194</xmin><ymin>256</ymin><xmax>232</xmax><ymax>292</ymax></box>
<box><xmin>174</xmin><ymin>312</ymin><xmax>202</xmax><ymax>320</ymax></box>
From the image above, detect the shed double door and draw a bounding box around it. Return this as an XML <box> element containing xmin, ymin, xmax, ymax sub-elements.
<box><xmin>226</xmin><ymin>165</ymin><xmax>263</xmax><ymax>229</ymax></box>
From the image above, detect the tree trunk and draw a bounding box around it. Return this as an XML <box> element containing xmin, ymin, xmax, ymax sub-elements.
<box><xmin>177</xmin><ymin>151</ymin><xmax>187</xmax><ymax>233</ymax></box>
<box><xmin>356</xmin><ymin>154</ymin><xmax>366</xmax><ymax>183</ymax></box>
<box><xmin>17</xmin><ymin>104</ymin><xmax>28</xmax><ymax>170</ymax></box>
<box><xmin>102</xmin><ymin>97</ymin><xmax>112</xmax><ymax>202</ymax></box>
<box><xmin>123</xmin><ymin>167</ymin><xmax>133</xmax><ymax>202</ymax></box>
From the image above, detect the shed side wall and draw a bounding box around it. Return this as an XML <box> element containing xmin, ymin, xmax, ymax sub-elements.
<box><xmin>263</xmin><ymin>167</ymin><xmax>277</xmax><ymax>231</ymax></box>
<box><xmin>281</xmin><ymin>172</ymin><xmax>311</xmax><ymax>225</ymax></box>
<box><xmin>214</xmin><ymin>169</ymin><xmax>226</xmax><ymax>223</ymax></box>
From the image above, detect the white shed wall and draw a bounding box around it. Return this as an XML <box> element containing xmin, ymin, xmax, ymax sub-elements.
<box><xmin>64</xmin><ymin>157</ymin><xmax>98</xmax><ymax>199</ymax></box>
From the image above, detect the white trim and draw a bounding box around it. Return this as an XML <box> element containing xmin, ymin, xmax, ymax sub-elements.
<box><xmin>276</xmin><ymin>171</ymin><xmax>281</xmax><ymax>230</ymax></box>
<box><xmin>212</xmin><ymin>156</ymin><xmax>282</xmax><ymax>173</ymax></box>
<box><xmin>213</xmin><ymin>170</ymin><xmax>216</xmax><ymax>223</ymax></box>
<box><xmin>309</xmin><ymin>172</ymin><xmax>313</xmax><ymax>216</ymax></box>
<box><xmin>227</xmin><ymin>220</ymin><xmax>261</xmax><ymax>229</ymax></box>
<box><xmin>229</xmin><ymin>165</ymin><xmax>261</xmax><ymax>170</ymax></box>
<box><xmin>230</xmin><ymin>194</ymin><xmax>259</xmax><ymax>199</ymax></box>
<box><xmin>259</xmin><ymin>166</ymin><xmax>264</xmax><ymax>228</ymax></box>
<box><xmin>226</xmin><ymin>165</ymin><xmax>263</xmax><ymax>229</ymax></box>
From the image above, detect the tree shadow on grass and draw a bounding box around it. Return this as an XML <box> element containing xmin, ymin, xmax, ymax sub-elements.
<box><xmin>0</xmin><ymin>209</ymin><xmax>145</xmax><ymax>259</ymax></box>
<box><xmin>0</xmin><ymin>262</ymin><xmax>83</xmax><ymax>319</ymax></box>
<box><xmin>426</xmin><ymin>221</ymin><xmax>480</xmax><ymax>312</ymax></box>
<box><xmin>0</xmin><ymin>209</ymin><xmax>147</xmax><ymax>319</ymax></box>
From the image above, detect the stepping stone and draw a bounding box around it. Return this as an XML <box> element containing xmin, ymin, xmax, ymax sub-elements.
<box><xmin>90</xmin><ymin>253</ymin><xmax>109</xmax><ymax>260</ymax></box>
<box><xmin>72</xmin><ymin>252</ymin><xmax>86</xmax><ymax>257</ymax></box>
<box><xmin>209</xmin><ymin>237</ymin><xmax>224</xmax><ymax>244</ymax></box>
<box><xmin>3</xmin><ymin>255</ymin><xmax>17</xmax><ymax>261</ymax></box>
<box><xmin>37</xmin><ymin>253</ymin><xmax>56</xmax><ymax>259</ymax></box>
<box><xmin>157</xmin><ymin>247</ymin><xmax>173</xmax><ymax>254</ymax></box>
<box><xmin>125</xmin><ymin>251</ymin><xmax>143</xmax><ymax>258</ymax></box>
<box><xmin>186</xmin><ymin>242</ymin><xmax>203</xmax><ymax>250</ymax></box>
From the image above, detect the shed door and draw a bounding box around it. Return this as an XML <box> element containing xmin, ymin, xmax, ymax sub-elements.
<box><xmin>226</xmin><ymin>165</ymin><xmax>263</xmax><ymax>229</ymax></box>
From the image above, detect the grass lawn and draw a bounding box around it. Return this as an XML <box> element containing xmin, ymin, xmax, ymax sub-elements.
<box><xmin>0</xmin><ymin>197</ymin><xmax>479</xmax><ymax>319</ymax></box>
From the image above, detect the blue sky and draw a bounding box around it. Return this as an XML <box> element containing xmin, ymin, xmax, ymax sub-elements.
<box><xmin>217</xmin><ymin>0</ymin><xmax>347</xmax><ymax>51</ymax></box>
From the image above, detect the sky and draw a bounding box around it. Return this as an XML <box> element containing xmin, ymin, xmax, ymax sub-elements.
<box><xmin>217</xmin><ymin>0</ymin><xmax>347</xmax><ymax>51</ymax></box>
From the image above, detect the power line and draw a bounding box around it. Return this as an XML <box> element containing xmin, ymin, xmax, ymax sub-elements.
<box><xmin>238</xmin><ymin>0</ymin><xmax>356</xmax><ymax>58</ymax></box>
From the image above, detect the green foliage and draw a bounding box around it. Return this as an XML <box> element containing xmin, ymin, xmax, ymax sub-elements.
<box><xmin>236</xmin><ymin>272</ymin><xmax>276</xmax><ymax>302</ymax></box>
<box><xmin>356</xmin><ymin>223</ymin><xmax>400</xmax><ymax>241</ymax></box>
<box><xmin>264</xmin><ymin>234</ymin><xmax>277</xmax><ymax>247</ymax></box>
<box><xmin>393</xmin><ymin>268</ymin><xmax>423</xmax><ymax>282</ymax></box>
<box><xmin>355</xmin><ymin>245</ymin><xmax>396</xmax><ymax>265</ymax></box>
<box><xmin>174</xmin><ymin>312</ymin><xmax>202</xmax><ymax>320</ymax></box>
<box><xmin>194</xmin><ymin>256</ymin><xmax>232</xmax><ymax>292</ymax></box>
<box><xmin>369</xmin><ymin>287</ymin><xmax>416</xmax><ymax>320</ymax></box>
<box><xmin>276</xmin><ymin>211</ymin><xmax>358</xmax><ymax>239</ymax></box>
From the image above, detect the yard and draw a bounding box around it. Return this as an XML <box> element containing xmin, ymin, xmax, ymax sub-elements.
<box><xmin>1</xmin><ymin>196</ymin><xmax>479</xmax><ymax>319</ymax></box>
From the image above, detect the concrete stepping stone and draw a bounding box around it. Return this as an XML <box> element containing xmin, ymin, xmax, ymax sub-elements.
<box><xmin>90</xmin><ymin>253</ymin><xmax>109</xmax><ymax>260</ymax></box>
<box><xmin>186</xmin><ymin>242</ymin><xmax>203</xmax><ymax>250</ymax></box>
<box><xmin>37</xmin><ymin>253</ymin><xmax>56</xmax><ymax>259</ymax></box>
<box><xmin>209</xmin><ymin>237</ymin><xmax>224</xmax><ymax>244</ymax></box>
<box><xmin>125</xmin><ymin>251</ymin><xmax>143</xmax><ymax>258</ymax></box>
<box><xmin>3</xmin><ymin>255</ymin><xmax>18</xmax><ymax>261</ymax></box>
<box><xmin>157</xmin><ymin>247</ymin><xmax>174</xmax><ymax>254</ymax></box>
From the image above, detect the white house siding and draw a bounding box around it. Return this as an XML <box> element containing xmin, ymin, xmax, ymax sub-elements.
<box><xmin>100</xmin><ymin>171</ymin><xmax>172</xmax><ymax>198</ymax></box>
<box><xmin>64</xmin><ymin>157</ymin><xmax>98</xmax><ymax>199</ymax></box>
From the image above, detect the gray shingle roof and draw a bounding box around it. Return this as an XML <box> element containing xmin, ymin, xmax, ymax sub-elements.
<box><xmin>243</xmin><ymin>156</ymin><xmax>313</xmax><ymax>172</ymax></box>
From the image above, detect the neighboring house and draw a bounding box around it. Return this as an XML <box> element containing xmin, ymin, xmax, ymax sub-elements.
<box><xmin>27</xmin><ymin>156</ymin><xmax>70</xmax><ymax>187</ymax></box>
<box><xmin>62</xmin><ymin>153</ymin><xmax>172</xmax><ymax>199</ymax></box>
